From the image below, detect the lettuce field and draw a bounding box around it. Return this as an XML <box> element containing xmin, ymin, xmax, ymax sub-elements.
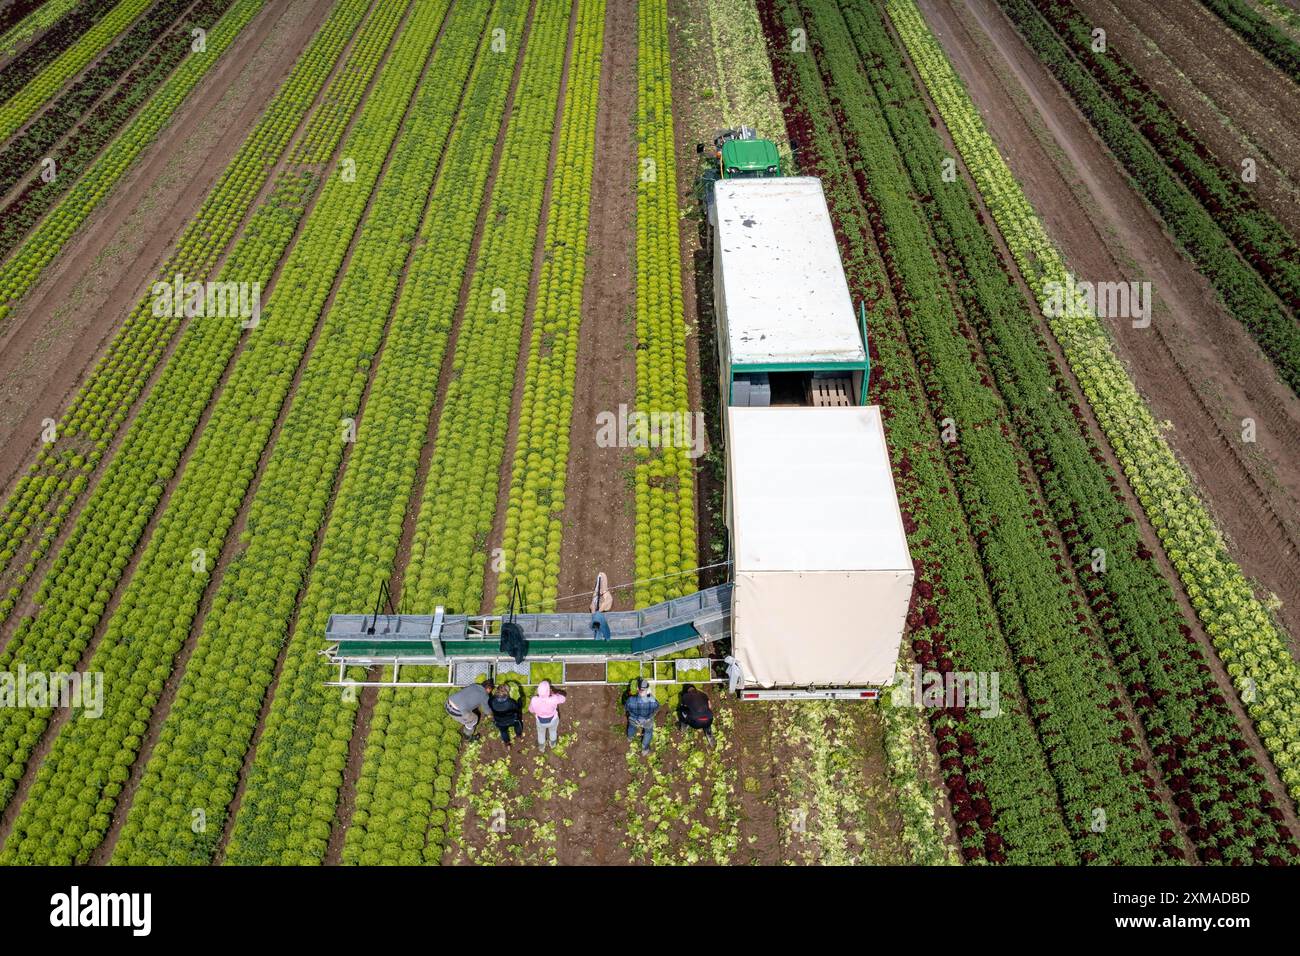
<box><xmin>0</xmin><ymin>0</ymin><xmax>1295</xmax><ymax>870</ymax></box>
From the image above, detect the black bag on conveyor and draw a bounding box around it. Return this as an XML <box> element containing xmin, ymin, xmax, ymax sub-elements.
<box><xmin>499</xmin><ymin>622</ymin><xmax>529</xmax><ymax>664</ymax></box>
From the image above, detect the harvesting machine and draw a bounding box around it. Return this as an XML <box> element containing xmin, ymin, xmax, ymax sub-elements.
<box><xmin>323</xmin><ymin>135</ymin><xmax>913</xmax><ymax>700</ymax></box>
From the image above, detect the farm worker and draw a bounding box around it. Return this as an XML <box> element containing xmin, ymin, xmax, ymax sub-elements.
<box><xmin>590</xmin><ymin>571</ymin><xmax>613</xmax><ymax>641</ymax></box>
<box><xmin>445</xmin><ymin>678</ymin><xmax>494</xmax><ymax>739</ymax></box>
<box><xmin>528</xmin><ymin>680</ymin><xmax>567</xmax><ymax>752</ymax></box>
<box><xmin>624</xmin><ymin>678</ymin><xmax>660</xmax><ymax>757</ymax></box>
<box><xmin>676</xmin><ymin>684</ymin><xmax>715</xmax><ymax>746</ymax></box>
<box><xmin>724</xmin><ymin>655</ymin><xmax>744</xmax><ymax>694</ymax></box>
<box><xmin>489</xmin><ymin>683</ymin><xmax>524</xmax><ymax>747</ymax></box>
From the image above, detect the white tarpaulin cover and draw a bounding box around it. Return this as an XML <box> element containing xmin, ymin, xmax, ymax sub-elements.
<box><xmin>713</xmin><ymin>177</ymin><xmax>866</xmax><ymax>368</ymax></box>
<box><xmin>727</xmin><ymin>406</ymin><xmax>913</xmax><ymax>686</ymax></box>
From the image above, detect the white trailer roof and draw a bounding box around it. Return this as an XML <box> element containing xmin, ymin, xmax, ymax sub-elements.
<box><xmin>727</xmin><ymin>405</ymin><xmax>911</xmax><ymax>573</ymax></box>
<box><xmin>713</xmin><ymin>177</ymin><xmax>866</xmax><ymax>368</ymax></box>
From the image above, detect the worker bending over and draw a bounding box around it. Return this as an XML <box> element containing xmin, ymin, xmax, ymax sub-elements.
<box><xmin>445</xmin><ymin>678</ymin><xmax>494</xmax><ymax>740</ymax></box>
<box><xmin>677</xmin><ymin>684</ymin><xmax>715</xmax><ymax>746</ymax></box>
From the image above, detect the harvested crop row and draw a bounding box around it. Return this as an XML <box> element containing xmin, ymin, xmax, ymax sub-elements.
<box><xmin>0</xmin><ymin>0</ymin><xmax>239</xmax><ymax>261</ymax></box>
<box><xmin>225</xmin><ymin>0</ymin><xmax>535</xmax><ymax>867</ymax></box>
<box><xmin>0</xmin><ymin>0</ymin><xmax>446</xmax><ymax>864</ymax></box>
<box><xmin>699</xmin><ymin>0</ymin><xmax>952</xmax><ymax>867</ymax></box>
<box><xmin>887</xmin><ymin>0</ymin><xmax>1300</xmax><ymax>807</ymax></box>
<box><xmin>111</xmin><ymin>0</ymin><xmax>492</xmax><ymax>867</ymax></box>
<box><xmin>843</xmin><ymin>0</ymin><xmax>1294</xmax><ymax>864</ymax></box>
<box><xmin>0</xmin><ymin>0</ymin><xmax>381</xmax><ymax>622</ymax></box>
<box><xmin>756</xmin><ymin>0</ymin><xmax>1073</xmax><ymax>864</ymax></box>
<box><xmin>703</xmin><ymin>0</ymin><xmax>789</xmax><ymax>161</ymax></box>
<box><xmin>633</xmin><ymin>0</ymin><xmax>695</xmax><ymax>608</ymax></box>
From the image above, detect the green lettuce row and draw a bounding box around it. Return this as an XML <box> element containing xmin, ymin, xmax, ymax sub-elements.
<box><xmin>343</xmin><ymin>0</ymin><xmax>581</xmax><ymax>866</ymax></box>
<box><xmin>997</xmin><ymin>0</ymin><xmax>1300</xmax><ymax>393</ymax></box>
<box><xmin>886</xmin><ymin>0</ymin><xmax>1300</xmax><ymax>806</ymax></box>
<box><xmin>0</xmin><ymin>0</ymin><xmax>153</xmax><ymax>141</ymax></box>
<box><xmin>798</xmin><ymin>0</ymin><xmax>1164</xmax><ymax>864</ymax></box>
<box><xmin>634</xmin><ymin>0</ymin><xmax>695</xmax><ymax>607</ymax></box>
<box><xmin>0</xmin><ymin>0</ymin><xmax>446</xmax><ymax>864</ymax></box>
<box><xmin>758</xmin><ymin>0</ymin><xmax>1073</xmax><ymax>864</ymax></box>
<box><xmin>227</xmin><ymin>0</ymin><xmax>533</xmax><ymax>867</ymax></box>
<box><xmin>837</xmin><ymin>0</ymin><xmax>1293</xmax><ymax>863</ymax></box>
<box><xmin>111</xmin><ymin>0</ymin><xmax>494</xmax><ymax>866</ymax></box>
<box><xmin>494</xmin><ymin>0</ymin><xmax>605</xmax><ymax>610</ymax></box>
<box><xmin>0</xmin><ymin>0</ymin><xmax>381</xmax><ymax>619</ymax></box>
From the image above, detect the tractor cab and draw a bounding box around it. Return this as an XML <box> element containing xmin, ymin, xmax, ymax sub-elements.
<box><xmin>719</xmin><ymin>137</ymin><xmax>781</xmax><ymax>179</ymax></box>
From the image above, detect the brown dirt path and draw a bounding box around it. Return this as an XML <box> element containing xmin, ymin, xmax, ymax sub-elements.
<box><xmin>1079</xmin><ymin>0</ymin><xmax>1300</xmax><ymax>242</ymax></box>
<box><xmin>920</xmin><ymin>0</ymin><xmax>1300</xmax><ymax>642</ymax></box>
<box><xmin>0</xmin><ymin>0</ymin><xmax>333</xmax><ymax>492</ymax></box>
<box><xmin>557</xmin><ymin>0</ymin><xmax>638</xmax><ymax>607</ymax></box>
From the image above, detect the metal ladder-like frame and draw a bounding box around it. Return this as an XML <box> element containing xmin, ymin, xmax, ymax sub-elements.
<box><xmin>327</xmin><ymin>656</ymin><xmax>727</xmax><ymax>689</ymax></box>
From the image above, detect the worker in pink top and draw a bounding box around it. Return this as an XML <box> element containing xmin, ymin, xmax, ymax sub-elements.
<box><xmin>528</xmin><ymin>680</ymin><xmax>567</xmax><ymax>752</ymax></box>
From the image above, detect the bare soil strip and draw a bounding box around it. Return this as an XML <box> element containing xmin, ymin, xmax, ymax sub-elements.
<box><xmin>1078</xmin><ymin>0</ymin><xmax>1300</xmax><ymax>242</ymax></box>
<box><xmin>557</xmin><ymin>0</ymin><xmax>638</xmax><ymax>606</ymax></box>
<box><xmin>922</xmin><ymin>0</ymin><xmax>1300</xmax><ymax>643</ymax></box>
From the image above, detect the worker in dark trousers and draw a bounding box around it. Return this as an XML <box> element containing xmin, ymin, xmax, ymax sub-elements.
<box><xmin>445</xmin><ymin>678</ymin><xmax>494</xmax><ymax>740</ymax></box>
<box><xmin>488</xmin><ymin>683</ymin><xmax>524</xmax><ymax>747</ymax></box>
<box><xmin>624</xmin><ymin>678</ymin><xmax>660</xmax><ymax>757</ymax></box>
<box><xmin>677</xmin><ymin>684</ymin><xmax>715</xmax><ymax>746</ymax></box>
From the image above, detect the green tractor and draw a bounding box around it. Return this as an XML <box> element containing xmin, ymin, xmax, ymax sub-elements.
<box><xmin>715</xmin><ymin>130</ymin><xmax>782</xmax><ymax>178</ymax></box>
<box><xmin>698</xmin><ymin>127</ymin><xmax>785</xmax><ymax>216</ymax></box>
<box><xmin>701</xmin><ymin>126</ymin><xmax>783</xmax><ymax>179</ymax></box>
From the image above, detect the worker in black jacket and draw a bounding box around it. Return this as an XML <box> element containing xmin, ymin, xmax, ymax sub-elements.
<box><xmin>677</xmin><ymin>684</ymin><xmax>715</xmax><ymax>746</ymax></box>
<box><xmin>488</xmin><ymin>683</ymin><xmax>524</xmax><ymax>747</ymax></box>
